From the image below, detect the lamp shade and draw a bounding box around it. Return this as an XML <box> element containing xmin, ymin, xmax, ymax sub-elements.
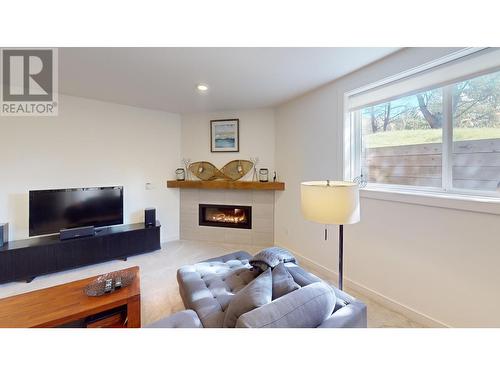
<box><xmin>301</xmin><ymin>181</ymin><xmax>360</xmax><ymax>225</ymax></box>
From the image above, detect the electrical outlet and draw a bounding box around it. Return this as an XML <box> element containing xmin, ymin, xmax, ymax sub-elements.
<box><xmin>145</xmin><ymin>182</ymin><xmax>154</xmax><ymax>190</ymax></box>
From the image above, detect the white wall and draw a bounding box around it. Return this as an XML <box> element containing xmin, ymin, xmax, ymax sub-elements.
<box><xmin>181</xmin><ymin>109</ymin><xmax>275</xmax><ymax>179</ymax></box>
<box><xmin>0</xmin><ymin>95</ymin><xmax>181</xmax><ymax>242</ymax></box>
<box><xmin>275</xmin><ymin>47</ymin><xmax>500</xmax><ymax>327</ymax></box>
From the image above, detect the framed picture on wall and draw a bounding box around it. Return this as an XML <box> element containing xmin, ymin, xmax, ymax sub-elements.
<box><xmin>210</xmin><ymin>119</ymin><xmax>239</xmax><ymax>152</ymax></box>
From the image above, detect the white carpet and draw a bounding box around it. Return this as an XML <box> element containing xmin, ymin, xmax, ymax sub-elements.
<box><xmin>0</xmin><ymin>240</ymin><xmax>424</xmax><ymax>327</ymax></box>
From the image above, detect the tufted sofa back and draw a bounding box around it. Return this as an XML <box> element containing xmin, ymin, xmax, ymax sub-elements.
<box><xmin>177</xmin><ymin>251</ymin><xmax>256</xmax><ymax>327</ymax></box>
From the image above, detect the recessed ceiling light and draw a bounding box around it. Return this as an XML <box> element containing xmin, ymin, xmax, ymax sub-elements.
<box><xmin>196</xmin><ymin>84</ymin><xmax>209</xmax><ymax>92</ymax></box>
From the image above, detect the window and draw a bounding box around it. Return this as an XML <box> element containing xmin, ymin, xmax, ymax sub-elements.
<box><xmin>360</xmin><ymin>88</ymin><xmax>443</xmax><ymax>188</ymax></box>
<box><xmin>346</xmin><ymin>48</ymin><xmax>500</xmax><ymax>199</ymax></box>
<box><xmin>452</xmin><ymin>71</ymin><xmax>500</xmax><ymax>192</ymax></box>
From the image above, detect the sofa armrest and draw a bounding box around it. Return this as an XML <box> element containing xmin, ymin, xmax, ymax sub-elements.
<box><xmin>146</xmin><ymin>309</ymin><xmax>203</xmax><ymax>328</ymax></box>
<box><xmin>318</xmin><ymin>300</ymin><xmax>367</xmax><ymax>328</ymax></box>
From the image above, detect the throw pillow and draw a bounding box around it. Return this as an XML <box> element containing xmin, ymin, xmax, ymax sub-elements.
<box><xmin>272</xmin><ymin>263</ymin><xmax>300</xmax><ymax>300</ymax></box>
<box><xmin>223</xmin><ymin>268</ymin><xmax>272</xmax><ymax>328</ymax></box>
<box><xmin>249</xmin><ymin>247</ymin><xmax>297</xmax><ymax>272</ymax></box>
<box><xmin>235</xmin><ymin>282</ymin><xmax>336</xmax><ymax>328</ymax></box>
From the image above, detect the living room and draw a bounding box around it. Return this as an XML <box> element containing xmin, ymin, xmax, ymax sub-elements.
<box><xmin>1</xmin><ymin>1</ymin><xmax>499</xmax><ymax>373</ymax></box>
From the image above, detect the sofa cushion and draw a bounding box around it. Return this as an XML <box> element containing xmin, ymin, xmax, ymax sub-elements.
<box><xmin>177</xmin><ymin>251</ymin><xmax>256</xmax><ymax>328</ymax></box>
<box><xmin>223</xmin><ymin>268</ymin><xmax>272</xmax><ymax>328</ymax></box>
<box><xmin>285</xmin><ymin>263</ymin><xmax>322</xmax><ymax>286</ymax></box>
<box><xmin>250</xmin><ymin>247</ymin><xmax>297</xmax><ymax>271</ymax></box>
<box><xmin>235</xmin><ymin>282</ymin><xmax>336</xmax><ymax>328</ymax></box>
<box><xmin>283</xmin><ymin>265</ymin><xmax>349</xmax><ymax>317</ymax></box>
<box><xmin>272</xmin><ymin>263</ymin><xmax>300</xmax><ymax>299</ymax></box>
<box><xmin>318</xmin><ymin>300</ymin><xmax>367</xmax><ymax>328</ymax></box>
<box><xmin>146</xmin><ymin>309</ymin><xmax>202</xmax><ymax>328</ymax></box>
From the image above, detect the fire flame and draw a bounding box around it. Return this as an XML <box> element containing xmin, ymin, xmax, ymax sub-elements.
<box><xmin>206</xmin><ymin>208</ymin><xmax>247</xmax><ymax>224</ymax></box>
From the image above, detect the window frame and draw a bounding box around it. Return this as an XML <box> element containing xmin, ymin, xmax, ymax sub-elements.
<box><xmin>343</xmin><ymin>48</ymin><xmax>500</xmax><ymax>211</ymax></box>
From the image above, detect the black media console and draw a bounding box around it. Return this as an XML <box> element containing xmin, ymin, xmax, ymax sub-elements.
<box><xmin>0</xmin><ymin>222</ymin><xmax>161</xmax><ymax>284</ymax></box>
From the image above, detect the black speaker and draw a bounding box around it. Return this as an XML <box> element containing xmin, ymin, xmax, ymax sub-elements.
<box><xmin>0</xmin><ymin>223</ymin><xmax>8</xmax><ymax>247</ymax></box>
<box><xmin>60</xmin><ymin>226</ymin><xmax>95</xmax><ymax>241</ymax></box>
<box><xmin>145</xmin><ymin>208</ymin><xmax>156</xmax><ymax>227</ymax></box>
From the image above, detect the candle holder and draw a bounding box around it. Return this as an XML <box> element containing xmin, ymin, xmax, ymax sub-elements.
<box><xmin>175</xmin><ymin>168</ymin><xmax>186</xmax><ymax>181</ymax></box>
<box><xmin>259</xmin><ymin>168</ymin><xmax>269</xmax><ymax>182</ymax></box>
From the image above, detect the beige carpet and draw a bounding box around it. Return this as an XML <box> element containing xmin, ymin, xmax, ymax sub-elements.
<box><xmin>0</xmin><ymin>240</ymin><xmax>425</xmax><ymax>327</ymax></box>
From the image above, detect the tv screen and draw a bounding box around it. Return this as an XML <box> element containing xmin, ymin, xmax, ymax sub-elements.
<box><xmin>29</xmin><ymin>186</ymin><xmax>123</xmax><ymax>236</ymax></box>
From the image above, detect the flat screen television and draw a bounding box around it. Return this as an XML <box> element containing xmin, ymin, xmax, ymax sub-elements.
<box><xmin>29</xmin><ymin>186</ymin><xmax>123</xmax><ymax>236</ymax></box>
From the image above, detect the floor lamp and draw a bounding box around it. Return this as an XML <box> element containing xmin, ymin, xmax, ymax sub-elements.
<box><xmin>300</xmin><ymin>180</ymin><xmax>360</xmax><ymax>290</ymax></box>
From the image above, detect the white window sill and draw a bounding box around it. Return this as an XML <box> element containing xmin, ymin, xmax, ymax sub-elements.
<box><xmin>360</xmin><ymin>187</ymin><xmax>500</xmax><ymax>215</ymax></box>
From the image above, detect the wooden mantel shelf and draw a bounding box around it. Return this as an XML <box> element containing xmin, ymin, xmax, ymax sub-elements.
<box><xmin>167</xmin><ymin>180</ymin><xmax>285</xmax><ymax>191</ymax></box>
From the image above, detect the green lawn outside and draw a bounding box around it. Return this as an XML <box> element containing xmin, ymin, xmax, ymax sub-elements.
<box><xmin>365</xmin><ymin>128</ymin><xmax>500</xmax><ymax>148</ymax></box>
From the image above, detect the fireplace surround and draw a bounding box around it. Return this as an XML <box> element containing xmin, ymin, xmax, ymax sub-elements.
<box><xmin>180</xmin><ymin>189</ymin><xmax>274</xmax><ymax>246</ymax></box>
<box><xmin>199</xmin><ymin>204</ymin><xmax>252</xmax><ymax>229</ymax></box>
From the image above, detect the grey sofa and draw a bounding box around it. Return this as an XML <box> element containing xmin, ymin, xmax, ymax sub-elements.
<box><xmin>148</xmin><ymin>250</ymin><xmax>367</xmax><ymax>328</ymax></box>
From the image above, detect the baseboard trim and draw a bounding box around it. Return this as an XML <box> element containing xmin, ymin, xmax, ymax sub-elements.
<box><xmin>293</xmin><ymin>251</ymin><xmax>450</xmax><ymax>328</ymax></box>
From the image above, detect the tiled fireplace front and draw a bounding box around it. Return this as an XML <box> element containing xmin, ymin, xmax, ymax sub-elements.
<box><xmin>180</xmin><ymin>189</ymin><xmax>274</xmax><ymax>246</ymax></box>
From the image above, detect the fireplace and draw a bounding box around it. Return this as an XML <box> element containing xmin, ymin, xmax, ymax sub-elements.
<box><xmin>199</xmin><ymin>204</ymin><xmax>252</xmax><ymax>229</ymax></box>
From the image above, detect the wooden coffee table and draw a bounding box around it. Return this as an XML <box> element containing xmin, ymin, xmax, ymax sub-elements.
<box><xmin>0</xmin><ymin>266</ymin><xmax>141</xmax><ymax>328</ymax></box>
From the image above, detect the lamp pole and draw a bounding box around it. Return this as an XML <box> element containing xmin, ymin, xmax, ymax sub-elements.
<box><xmin>338</xmin><ymin>224</ymin><xmax>344</xmax><ymax>290</ymax></box>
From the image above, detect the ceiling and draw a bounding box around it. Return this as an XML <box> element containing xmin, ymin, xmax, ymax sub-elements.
<box><xmin>59</xmin><ymin>48</ymin><xmax>400</xmax><ymax>114</ymax></box>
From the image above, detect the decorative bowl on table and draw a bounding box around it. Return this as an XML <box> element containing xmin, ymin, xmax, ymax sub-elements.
<box><xmin>84</xmin><ymin>269</ymin><xmax>136</xmax><ymax>297</ymax></box>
